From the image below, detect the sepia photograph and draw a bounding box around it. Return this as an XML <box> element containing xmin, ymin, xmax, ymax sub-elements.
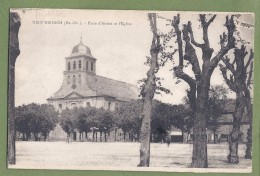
<box><xmin>8</xmin><ymin>9</ymin><xmax>254</xmax><ymax>172</ymax></box>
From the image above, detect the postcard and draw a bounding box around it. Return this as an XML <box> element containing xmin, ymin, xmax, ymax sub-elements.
<box><xmin>8</xmin><ymin>9</ymin><xmax>254</xmax><ymax>173</ymax></box>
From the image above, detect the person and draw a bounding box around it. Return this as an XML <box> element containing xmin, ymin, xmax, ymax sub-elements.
<box><xmin>66</xmin><ymin>134</ymin><xmax>70</xmax><ymax>143</ymax></box>
<box><xmin>166</xmin><ymin>133</ymin><xmax>171</xmax><ymax>147</ymax></box>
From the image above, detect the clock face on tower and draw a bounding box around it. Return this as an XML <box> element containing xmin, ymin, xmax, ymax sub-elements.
<box><xmin>71</xmin><ymin>84</ymin><xmax>77</xmax><ymax>89</ymax></box>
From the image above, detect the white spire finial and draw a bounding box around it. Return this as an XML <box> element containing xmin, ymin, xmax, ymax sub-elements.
<box><xmin>80</xmin><ymin>33</ymin><xmax>83</xmax><ymax>43</ymax></box>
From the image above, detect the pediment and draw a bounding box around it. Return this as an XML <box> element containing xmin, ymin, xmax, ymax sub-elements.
<box><xmin>64</xmin><ymin>92</ymin><xmax>84</xmax><ymax>99</ymax></box>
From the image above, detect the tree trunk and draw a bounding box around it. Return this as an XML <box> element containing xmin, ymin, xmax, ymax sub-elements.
<box><xmin>95</xmin><ymin>132</ymin><xmax>98</xmax><ymax>142</ymax></box>
<box><xmin>192</xmin><ymin>110</ymin><xmax>208</xmax><ymax>168</ymax></box>
<box><xmin>105</xmin><ymin>133</ymin><xmax>107</xmax><ymax>142</ymax></box>
<box><xmin>26</xmin><ymin>132</ymin><xmax>30</xmax><ymax>141</ymax></box>
<box><xmin>245</xmin><ymin>123</ymin><xmax>252</xmax><ymax>159</ymax></box>
<box><xmin>139</xmin><ymin>99</ymin><xmax>152</xmax><ymax>167</ymax></box>
<box><xmin>100</xmin><ymin>132</ymin><xmax>102</xmax><ymax>142</ymax></box>
<box><xmin>92</xmin><ymin>131</ymin><xmax>95</xmax><ymax>142</ymax></box>
<box><xmin>8</xmin><ymin>12</ymin><xmax>21</xmax><ymax>165</ymax></box>
<box><xmin>213</xmin><ymin>131</ymin><xmax>216</xmax><ymax>144</ymax></box>
<box><xmin>114</xmin><ymin>128</ymin><xmax>117</xmax><ymax>142</ymax></box>
<box><xmin>123</xmin><ymin>131</ymin><xmax>126</xmax><ymax>142</ymax></box>
<box><xmin>85</xmin><ymin>132</ymin><xmax>88</xmax><ymax>140</ymax></box>
<box><xmin>227</xmin><ymin>95</ymin><xmax>245</xmax><ymax>164</ymax></box>
<box><xmin>44</xmin><ymin>133</ymin><xmax>47</xmax><ymax>141</ymax></box>
<box><xmin>79</xmin><ymin>132</ymin><xmax>82</xmax><ymax>141</ymax></box>
<box><xmin>245</xmin><ymin>98</ymin><xmax>252</xmax><ymax>159</ymax></box>
<box><xmin>191</xmin><ymin>79</ymin><xmax>209</xmax><ymax>168</ymax></box>
<box><xmin>138</xmin><ymin>13</ymin><xmax>159</xmax><ymax>167</ymax></box>
<box><xmin>34</xmin><ymin>133</ymin><xmax>38</xmax><ymax>141</ymax></box>
<box><xmin>22</xmin><ymin>133</ymin><xmax>25</xmax><ymax>141</ymax></box>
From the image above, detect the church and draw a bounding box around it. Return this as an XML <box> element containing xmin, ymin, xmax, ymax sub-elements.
<box><xmin>47</xmin><ymin>39</ymin><xmax>139</xmax><ymax>112</ymax></box>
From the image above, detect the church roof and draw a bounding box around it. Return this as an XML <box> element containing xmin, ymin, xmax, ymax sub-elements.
<box><xmin>88</xmin><ymin>75</ymin><xmax>139</xmax><ymax>101</ymax></box>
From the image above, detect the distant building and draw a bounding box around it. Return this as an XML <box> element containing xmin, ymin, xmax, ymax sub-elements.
<box><xmin>170</xmin><ymin>99</ymin><xmax>250</xmax><ymax>143</ymax></box>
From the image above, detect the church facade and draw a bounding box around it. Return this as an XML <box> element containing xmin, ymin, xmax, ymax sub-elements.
<box><xmin>47</xmin><ymin>40</ymin><xmax>139</xmax><ymax>112</ymax></box>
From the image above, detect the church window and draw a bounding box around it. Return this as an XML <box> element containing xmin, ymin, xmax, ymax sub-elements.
<box><xmin>78</xmin><ymin>74</ymin><xmax>81</xmax><ymax>83</ymax></box>
<box><xmin>86</xmin><ymin>61</ymin><xmax>89</xmax><ymax>70</ymax></box>
<box><xmin>71</xmin><ymin>103</ymin><xmax>77</xmax><ymax>108</ymax></box>
<box><xmin>91</xmin><ymin>62</ymin><xmax>94</xmax><ymax>71</ymax></box>
<box><xmin>108</xmin><ymin>101</ymin><xmax>111</xmax><ymax>110</ymax></box>
<box><xmin>68</xmin><ymin>61</ymin><xmax>71</xmax><ymax>70</ymax></box>
<box><xmin>86</xmin><ymin>102</ymin><xmax>90</xmax><ymax>107</ymax></box>
<box><xmin>59</xmin><ymin>104</ymin><xmax>62</xmax><ymax>109</ymax></box>
<box><xmin>73</xmin><ymin>61</ymin><xmax>76</xmax><ymax>69</ymax></box>
<box><xmin>67</xmin><ymin>76</ymin><xmax>70</xmax><ymax>84</ymax></box>
<box><xmin>73</xmin><ymin>75</ymin><xmax>76</xmax><ymax>84</ymax></box>
<box><xmin>79</xmin><ymin>60</ymin><xmax>82</xmax><ymax>69</ymax></box>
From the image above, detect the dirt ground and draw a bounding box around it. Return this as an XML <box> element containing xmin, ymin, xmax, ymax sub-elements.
<box><xmin>9</xmin><ymin>141</ymin><xmax>252</xmax><ymax>172</ymax></box>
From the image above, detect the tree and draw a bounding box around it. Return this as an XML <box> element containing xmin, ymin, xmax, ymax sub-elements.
<box><xmin>207</xmin><ymin>85</ymin><xmax>228</xmax><ymax>143</ymax></box>
<box><xmin>15</xmin><ymin>104</ymin><xmax>58</xmax><ymax>141</ymax></box>
<box><xmin>60</xmin><ymin>108</ymin><xmax>77</xmax><ymax>138</ymax></box>
<box><xmin>219</xmin><ymin>45</ymin><xmax>253</xmax><ymax>163</ymax></box>
<box><xmin>95</xmin><ymin>108</ymin><xmax>114</xmax><ymax>142</ymax></box>
<box><xmin>114</xmin><ymin>99</ymin><xmax>190</xmax><ymax>143</ymax></box>
<box><xmin>114</xmin><ymin>100</ymin><xmax>142</xmax><ymax>142</ymax></box>
<box><xmin>169</xmin><ymin>14</ymin><xmax>236</xmax><ymax>167</ymax></box>
<box><xmin>243</xmin><ymin>52</ymin><xmax>253</xmax><ymax>160</ymax></box>
<box><xmin>151</xmin><ymin>100</ymin><xmax>190</xmax><ymax>142</ymax></box>
<box><xmin>8</xmin><ymin>12</ymin><xmax>21</xmax><ymax>165</ymax></box>
<box><xmin>76</xmin><ymin>107</ymin><xmax>96</xmax><ymax>141</ymax></box>
<box><xmin>138</xmin><ymin>13</ymin><xmax>161</xmax><ymax>167</ymax></box>
<box><xmin>15</xmin><ymin>105</ymin><xmax>32</xmax><ymax>141</ymax></box>
<box><xmin>39</xmin><ymin>104</ymin><xmax>59</xmax><ymax>141</ymax></box>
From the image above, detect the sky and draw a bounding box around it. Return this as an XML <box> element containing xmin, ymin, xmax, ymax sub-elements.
<box><xmin>12</xmin><ymin>9</ymin><xmax>254</xmax><ymax>106</ymax></box>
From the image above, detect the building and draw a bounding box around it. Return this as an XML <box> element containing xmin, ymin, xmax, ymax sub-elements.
<box><xmin>173</xmin><ymin>99</ymin><xmax>250</xmax><ymax>143</ymax></box>
<box><xmin>47</xmin><ymin>39</ymin><xmax>139</xmax><ymax>141</ymax></box>
<box><xmin>47</xmin><ymin>39</ymin><xmax>139</xmax><ymax>111</ymax></box>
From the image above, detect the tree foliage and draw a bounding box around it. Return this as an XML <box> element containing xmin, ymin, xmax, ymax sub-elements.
<box><xmin>15</xmin><ymin>103</ymin><xmax>58</xmax><ymax>141</ymax></box>
<box><xmin>59</xmin><ymin>107</ymin><xmax>114</xmax><ymax>141</ymax></box>
<box><xmin>114</xmin><ymin>99</ymin><xmax>191</xmax><ymax>142</ymax></box>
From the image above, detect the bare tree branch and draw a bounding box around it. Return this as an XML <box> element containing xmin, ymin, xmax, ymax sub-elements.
<box><xmin>187</xmin><ymin>21</ymin><xmax>203</xmax><ymax>48</ymax></box>
<box><xmin>182</xmin><ymin>24</ymin><xmax>201</xmax><ymax>80</ymax></box>
<box><xmin>210</xmin><ymin>15</ymin><xmax>236</xmax><ymax>68</ymax></box>
<box><xmin>174</xmin><ymin>66</ymin><xmax>196</xmax><ymax>88</ymax></box>
<box><xmin>221</xmin><ymin>56</ymin><xmax>236</xmax><ymax>74</ymax></box>
<box><xmin>247</xmin><ymin>61</ymin><xmax>253</xmax><ymax>88</ymax></box>
<box><xmin>200</xmin><ymin>14</ymin><xmax>217</xmax><ymax>47</ymax></box>
<box><xmin>219</xmin><ymin>64</ymin><xmax>236</xmax><ymax>92</ymax></box>
<box><xmin>245</xmin><ymin>49</ymin><xmax>254</xmax><ymax>70</ymax></box>
<box><xmin>171</xmin><ymin>14</ymin><xmax>184</xmax><ymax>67</ymax></box>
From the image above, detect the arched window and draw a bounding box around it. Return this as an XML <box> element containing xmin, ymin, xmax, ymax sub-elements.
<box><xmin>67</xmin><ymin>76</ymin><xmax>70</xmax><ymax>84</ymax></box>
<box><xmin>71</xmin><ymin>103</ymin><xmax>77</xmax><ymax>108</ymax></box>
<box><xmin>91</xmin><ymin>62</ymin><xmax>94</xmax><ymax>71</ymax></box>
<box><xmin>79</xmin><ymin>60</ymin><xmax>82</xmax><ymax>69</ymax></box>
<box><xmin>73</xmin><ymin>61</ymin><xmax>76</xmax><ymax>70</ymax></box>
<box><xmin>86</xmin><ymin>102</ymin><xmax>90</xmax><ymax>107</ymax></box>
<box><xmin>73</xmin><ymin>75</ymin><xmax>76</xmax><ymax>84</ymax></box>
<box><xmin>59</xmin><ymin>104</ymin><xmax>62</xmax><ymax>109</ymax></box>
<box><xmin>68</xmin><ymin>61</ymin><xmax>71</xmax><ymax>70</ymax></box>
<box><xmin>86</xmin><ymin>61</ymin><xmax>89</xmax><ymax>70</ymax></box>
<box><xmin>78</xmin><ymin>74</ymin><xmax>81</xmax><ymax>83</ymax></box>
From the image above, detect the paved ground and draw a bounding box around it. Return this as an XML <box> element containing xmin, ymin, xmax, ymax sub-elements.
<box><xmin>10</xmin><ymin>141</ymin><xmax>251</xmax><ymax>172</ymax></box>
